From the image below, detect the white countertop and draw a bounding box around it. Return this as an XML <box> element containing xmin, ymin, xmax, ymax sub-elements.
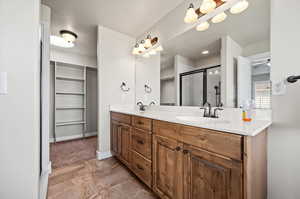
<box><xmin>110</xmin><ymin>105</ymin><xmax>272</xmax><ymax>136</ymax></box>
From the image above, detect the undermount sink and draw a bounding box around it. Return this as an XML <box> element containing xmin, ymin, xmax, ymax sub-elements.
<box><xmin>175</xmin><ymin>116</ymin><xmax>230</xmax><ymax>124</ymax></box>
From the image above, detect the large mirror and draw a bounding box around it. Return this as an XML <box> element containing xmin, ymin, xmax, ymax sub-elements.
<box><xmin>160</xmin><ymin>0</ymin><xmax>270</xmax><ymax>109</ymax></box>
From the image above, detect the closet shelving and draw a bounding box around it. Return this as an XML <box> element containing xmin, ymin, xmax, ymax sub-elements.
<box><xmin>54</xmin><ymin>61</ymin><xmax>87</xmax><ymax>143</ymax></box>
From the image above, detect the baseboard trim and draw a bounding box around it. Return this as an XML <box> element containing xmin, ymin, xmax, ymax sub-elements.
<box><xmin>39</xmin><ymin>162</ymin><xmax>52</xmax><ymax>199</ymax></box>
<box><xmin>97</xmin><ymin>150</ymin><xmax>112</xmax><ymax>160</ymax></box>
<box><xmin>50</xmin><ymin>132</ymin><xmax>97</xmax><ymax>143</ymax></box>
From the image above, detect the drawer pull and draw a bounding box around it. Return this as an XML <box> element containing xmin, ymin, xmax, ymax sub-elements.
<box><xmin>137</xmin><ymin>121</ymin><xmax>144</xmax><ymax>125</ymax></box>
<box><xmin>175</xmin><ymin>146</ymin><xmax>181</xmax><ymax>151</ymax></box>
<box><xmin>136</xmin><ymin>164</ymin><xmax>144</xmax><ymax>171</ymax></box>
<box><xmin>183</xmin><ymin>149</ymin><xmax>189</xmax><ymax>154</ymax></box>
<box><xmin>137</xmin><ymin>140</ymin><xmax>144</xmax><ymax>145</ymax></box>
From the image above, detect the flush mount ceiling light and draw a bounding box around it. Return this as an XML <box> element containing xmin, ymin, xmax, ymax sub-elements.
<box><xmin>230</xmin><ymin>0</ymin><xmax>249</xmax><ymax>14</ymax></box>
<box><xmin>60</xmin><ymin>30</ymin><xmax>78</xmax><ymax>43</ymax></box>
<box><xmin>132</xmin><ymin>35</ymin><xmax>163</xmax><ymax>58</ymax></box>
<box><xmin>211</xmin><ymin>12</ymin><xmax>227</xmax><ymax>23</ymax></box>
<box><xmin>184</xmin><ymin>0</ymin><xmax>249</xmax><ymax>32</ymax></box>
<box><xmin>50</xmin><ymin>35</ymin><xmax>74</xmax><ymax>48</ymax></box>
<box><xmin>202</xmin><ymin>50</ymin><xmax>210</xmax><ymax>55</ymax></box>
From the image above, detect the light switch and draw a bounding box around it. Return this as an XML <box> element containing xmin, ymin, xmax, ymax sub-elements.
<box><xmin>0</xmin><ymin>72</ymin><xmax>8</xmax><ymax>95</ymax></box>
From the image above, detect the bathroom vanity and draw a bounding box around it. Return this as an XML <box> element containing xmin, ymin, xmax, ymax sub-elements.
<box><xmin>110</xmin><ymin>108</ymin><xmax>271</xmax><ymax>199</ymax></box>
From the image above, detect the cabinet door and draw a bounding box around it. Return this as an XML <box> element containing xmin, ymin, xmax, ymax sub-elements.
<box><xmin>111</xmin><ymin>121</ymin><xmax>119</xmax><ymax>155</ymax></box>
<box><xmin>153</xmin><ymin>135</ymin><xmax>183</xmax><ymax>199</ymax></box>
<box><xmin>183</xmin><ymin>145</ymin><xmax>242</xmax><ymax>199</ymax></box>
<box><xmin>118</xmin><ymin>124</ymin><xmax>132</xmax><ymax>166</ymax></box>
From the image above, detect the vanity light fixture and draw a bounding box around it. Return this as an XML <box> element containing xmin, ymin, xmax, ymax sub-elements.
<box><xmin>184</xmin><ymin>3</ymin><xmax>198</xmax><ymax>24</ymax></box>
<box><xmin>211</xmin><ymin>12</ymin><xmax>227</xmax><ymax>23</ymax></box>
<box><xmin>196</xmin><ymin>21</ymin><xmax>210</xmax><ymax>31</ymax></box>
<box><xmin>200</xmin><ymin>0</ymin><xmax>217</xmax><ymax>14</ymax></box>
<box><xmin>230</xmin><ymin>0</ymin><xmax>249</xmax><ymax>14</ymax></box>
<box><xmin>132</xmin><ymin>35</ymin><xmax>163</xmax><ymax>58</ymax></box>
<box><xmin>202</xmin><ymin>50</ymin><xmax>210</xmax><ymax>55</ymax></box>
<box><xmin>184</xmin><ymin>0</ymin><xmax>249</xmax><ymax>32</ymax></box>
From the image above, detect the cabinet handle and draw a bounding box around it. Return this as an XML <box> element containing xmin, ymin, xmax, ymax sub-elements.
<box><xmin>136</xmin><ymin>164</ymin><xmax>144</xmax><ymax>171</ymax></box>
<box><xmin>183</xmin><ymin>149</ymin><xmax>189</xmax><ymax>154</ymax></box>
<box><xmin>175</xmin><ymin>146</ymin><xmax>181</xmax><ymax>151</ymax></box>
<box><xmin>137</xmin><ymin>140</ymin><xmax>144</xmax><ymax>145</ymax></box>
<box><xmin>137</xmin><ymin>121</ymin><xmax>144</xmax><ymax>125</ymax></box>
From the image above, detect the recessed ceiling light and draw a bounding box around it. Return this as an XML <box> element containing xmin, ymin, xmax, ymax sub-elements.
<box><xmin>50</xmin><ymin>35</ymin><xmax>74</xmax><ymax>48</ymax></box>
<box><xmin>202</xmin><ymin>50</ymin><xmax>209</xmax><ymax>55</ymax></box>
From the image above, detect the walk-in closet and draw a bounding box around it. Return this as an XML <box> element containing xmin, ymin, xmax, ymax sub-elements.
<box><xmin>50</xmin><ymin>61</ymin><xmax>98</xmax><ymax>169</ymax></box>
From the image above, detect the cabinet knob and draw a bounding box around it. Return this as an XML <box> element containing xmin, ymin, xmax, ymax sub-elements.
<box><xmin>137</xmin><ymin>121</ymin><xmax>144</xmax><ymax>125</ymax></box>
<box><xmin>183</xmin><ymin>149</ymin><xmax>189</xmax><ymax>154</ymax></box>
<box><xmin>137</xmin><ymin>140</ymin><xmax>144</xmax><ymax>145</ymax></box>
<box><xmin>136</xmin><ymin>164</ymin><xmax>144</xmax><ymax>171</ymax></box>
<box><xmin>175</xmin><ymin>146</ymin><xmax>181</xmax><ymax>151</ymax></box>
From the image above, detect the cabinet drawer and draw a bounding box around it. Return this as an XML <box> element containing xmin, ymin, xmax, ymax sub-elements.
<box><xmin>111</xmin><ymin>112</ymin><xmax>131</xmax><ymax>125</ymax></box>
<box><xmin>179</xmin><ymin>125</ymin><xmax>243</xmax><ymax>160</ymax></box>
<box><xmin>131</xmin><ymin>150</ymin><xmax>152</xmax><ymax>188</ymax></box>
<box><xmin>132</xmin><ymin>116</ymin><xmax>152</xmax><ymax>131</ymax></box>
<box><xmin>153</xmin><ymin>120</ymin><xmax>180</xmax><ymax>140</ymax></box>
<box><xmin>131</xmin><ymin>128</ymin><xmax>152</xmax><ymax>160</ymax></box>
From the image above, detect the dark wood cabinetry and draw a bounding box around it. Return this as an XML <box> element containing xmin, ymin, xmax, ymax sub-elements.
<box><xmin>110</xmin><ymin>112</ymin><xmax>267</xmax><ymax>199</ymax></box>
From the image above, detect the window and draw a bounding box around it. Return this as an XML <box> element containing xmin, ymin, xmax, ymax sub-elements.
<box><xmin>254</xmin><ymin>81</ymin><xmax>271</xmax><ymax>109</ymax></box>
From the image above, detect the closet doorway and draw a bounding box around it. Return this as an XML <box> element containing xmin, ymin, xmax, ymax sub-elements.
<box><xmin>50</xmin><ymin>61</ymin><xmax>98</xmax><ymax>169</ymax></box>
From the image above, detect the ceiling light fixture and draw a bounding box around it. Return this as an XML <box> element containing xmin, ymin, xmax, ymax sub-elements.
<box><xmin>230</xmin><ymin>0</ymin><xmax>249</xmax><ymax>14</ymax></box>
<box><xmin>211</xmin><ymin>12</ymin><xmax>227</xmax><ymax>23</ymax></box>
<box><xmin>132</xmin><ymin>35</ymin><xmax>163</xmax><ymax>58</ymax></box>
<box><xmin>184</xmin><ymin>3</ymin><xmax>198</xmax><ymax>24</ymax></box>
<box><xmin>60</xmin><ymin>30</ymin><xmax>78</xmax><ymax>43</ymax></box>
<box><xmin>202</xmin><ymin>50</ymin><xmax>210</xmax><ymax>55</ymax></box>
<box><xmin>200</xmin><ymin>0</ymin><xmax>217</xmax><ymax>14</ymax></box>
<box><xmin>183</xmin><ymin>0</ymin><xmax>249</xmax><ymax>32</ymax></box>
<box><xmin>50</xmin><ymin>35</ymin><xmax>74</xmax><ymax>48</ymax></box>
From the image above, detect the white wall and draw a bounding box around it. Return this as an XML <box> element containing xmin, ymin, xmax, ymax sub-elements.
<box><xmin>174</xmin><ymin>55</ymin><xmax>196</xmax><ymax>105</ymax></box>
<box><xmin>221</xmin><ymin>36</ymin><xmax>242</xmax><ymax>107</ymax></box>
<box><xmin>135</xmin><ymin>55</ymin><xmax>160</xmax><ymax>105</ymax></box>
<box><xmin>243</xmin><ymin>39</ymin><xmax>270</xmax><ymax>57</ymax></box>
<box><xmin>194</xmin><ymin>54</ymin><xmax>221</xmax><ymax>68</ymax></box>
<box><xmin>0</xmin><ymin>0</ymin><xmax>40</xmax><ymax>198</ymax></box>
<box><xmin>50</xmin><ymin>49</ymin><xmax>97</xmax><ymax>68</ymax></box>
<box><xmin>269</xmin><ymin>0</ymin><xmax>300</xmax><ymax>198</ymax></box>
<box><xmin>97</xmin><ymin>26</ymin><xmax>136</xmax><ymax>158</ymax></box>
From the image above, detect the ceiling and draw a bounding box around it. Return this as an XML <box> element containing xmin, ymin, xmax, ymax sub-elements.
<box><xmin>43</xmin><ymin>0</ymin><xmax>185</xmax><ymax>57</ymax></box>
<box><xmin>163</xmin><ymin>0</ymin><xmax>270</xmax><ymax>60</ymax></box>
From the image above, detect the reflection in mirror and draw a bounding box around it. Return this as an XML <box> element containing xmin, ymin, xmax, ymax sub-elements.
<box><xmin>160</xmin><ymin>0</ymin><xmax>270</xmax><ymax>109</ymax></box>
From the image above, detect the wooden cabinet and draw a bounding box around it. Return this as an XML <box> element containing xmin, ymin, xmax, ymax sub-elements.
<box><xmin>153</xmin><ymin>135</ymin><xmax>183</xmax><ymax>199</ymax></box>
<box><xmin>111</xmin><ymin>112</ymin><xmax>268</xmax><ymax>199</ymax></box>
<box><xmin>183</xmin><ymin>144</ymin><xmax>242</xmax><ymax>199</ymax></box>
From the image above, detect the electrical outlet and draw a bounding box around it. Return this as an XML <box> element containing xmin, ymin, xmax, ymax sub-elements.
<box><xmin>0</xmin><ymin>72</ymin><xmax>8</xmax><ymax>95</ymax></box>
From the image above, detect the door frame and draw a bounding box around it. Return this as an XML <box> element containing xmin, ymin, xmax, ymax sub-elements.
<box><xmin>179</xmin><ymin>65</ymin><xmax>221</xmax><ymax>106</ymax></box>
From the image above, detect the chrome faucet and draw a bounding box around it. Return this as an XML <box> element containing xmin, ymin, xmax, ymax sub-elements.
<box><xmin>137</xmin><ymin>101</ymin><xmax>147</xmax><ymax>111</ymax></box>
<box><xmin>200</xmin><ymin>102</ymin><xmax>223</xmax><ymax>118</ymax></box>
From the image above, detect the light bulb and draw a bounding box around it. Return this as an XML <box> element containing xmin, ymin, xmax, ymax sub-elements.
<box><xmin>230</xmin><ymin>0</ymin><xmax>249</xmax><ymax>14</ymax></box>
<box><xmin>211</xmin><ymin>12</ymin><xmax>227</xmax><ymax>23</ymax></box>
<box><xmin>184</xmin><ymin>4</ymin><xmax>198</xmax><ymax>24</ymax></box>
<box><xmin>200</xmin><ymin>0</ymin><xmax>217</xmax><ymax>14</ymax></box>
<box><xmin>155</xmin><ymin>45</ymin><xmax>163</xmax><ymax>52</ymax></box>
<box><xmin>196</xmin><ymin>21</ymin><xmax>210</xmax><ymax>31</ymax></box>
<box><xmin>149</xmin><ymin>50</ymin><xmax>157</xmax><ymax>55</ymax></box>
<box><xmin>144</xmin><ymin>35</ymin><xmax>152</xmax><ymax>49</ymax></box>
<box><xmin>138</xmin><ymin>40</ymin><xmax>146</xmax><ymax>52</ymax></box>
<box><xmin>132</xmin><ymin>43</ymin><xmax>140</xmax><ymax>55</ymax></box>
<box><xmin>143</xmin><ymin>53</ymin><xmax>150</xmax><ymax>58</ymax></box>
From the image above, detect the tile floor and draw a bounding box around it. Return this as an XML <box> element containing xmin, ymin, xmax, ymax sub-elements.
<box><xmin>50</xmin><ymin>136</ymin><xmax>98</xmax><ymax>169</ymax></box>
<box><xmin>47</xmin><ymin>158</ymin><xmax>157</xmax><ymax>199</ymax></box>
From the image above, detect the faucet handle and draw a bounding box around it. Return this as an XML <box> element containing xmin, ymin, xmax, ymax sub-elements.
<box><xmin>212</xmin><ymin>107</ymin><xmax>223</xmax><ymax>118</ymax></box>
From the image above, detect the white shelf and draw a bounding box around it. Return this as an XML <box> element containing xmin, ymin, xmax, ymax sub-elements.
<box><xmin>56</xmin><ymin>92</ymin><xmax>85</xmax><ymax>95</ymax></box>
<box><xmin>56</xmin><ymin>107</ymin><xmax>86</xmax><ymax>110</ymax></box>
<box><xmin>161</xmin><ymin>75</ymin><xmax>175</xmax><ymax>81</ymax></box>
<box><xmin>56</xmin><ymin>121</ymin><xmax>86</xmax><ymax>126</ymax></box>
<box><xmin>56</xmin><ymin>76</ymin><xmax>84</xmax><ymax>81</ymax></box>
